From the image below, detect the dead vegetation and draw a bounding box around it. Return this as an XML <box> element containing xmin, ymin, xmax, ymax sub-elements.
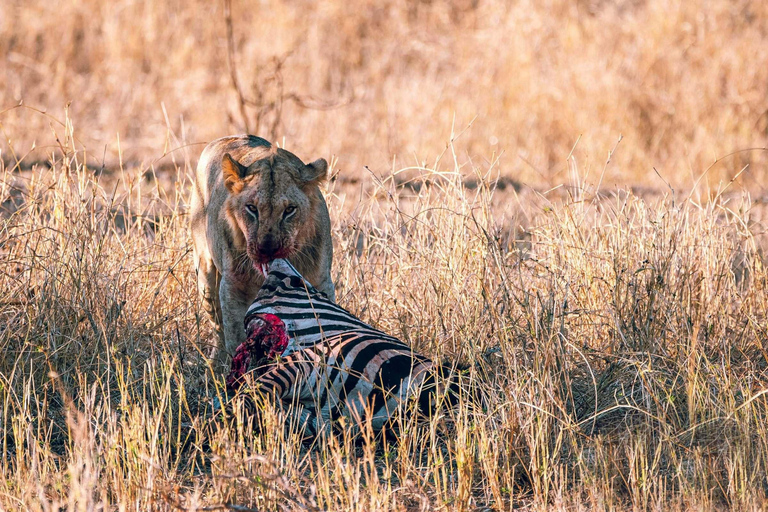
<box><xmin>0</xmin><ymin>112</ymin><xmax>767</xmax><ymax>509</ymax></box>
<box><xmin>2</xmin><ymin>0</ymin><xmax>768</xmax><ymax>509</ymax></box>
<box><xmin>2</xmin><ymin>0</ymin><xmax>768</xmax><ymax>188</ymax></box>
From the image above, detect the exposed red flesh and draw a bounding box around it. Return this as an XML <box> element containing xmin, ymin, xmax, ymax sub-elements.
<box><xmin>225</xmin><ymin>313</ymin><xmax>290</xmax><ymax>392</ymax></box>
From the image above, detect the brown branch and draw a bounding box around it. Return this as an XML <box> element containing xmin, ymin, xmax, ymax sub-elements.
<box><xmin>221</xmin><ymin>2</ymin><xmax>352</xmax><ymax>138</ymax></box>
<box><xmin>224</xmin><ymin>0</ymin><xmax>251</xmax><ymax>133</ymax></box>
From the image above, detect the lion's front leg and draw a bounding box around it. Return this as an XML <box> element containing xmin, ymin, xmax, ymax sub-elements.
<box><xmin>215</xmin><ymin>274</ymin><xmax>257</xmax><ymax>370</ymax></box>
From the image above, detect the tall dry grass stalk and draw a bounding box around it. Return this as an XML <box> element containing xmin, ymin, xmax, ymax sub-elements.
<box><xmin>0</xmin><ymin>114</ymin><xmax>767</xmax><ymax>510</ymax></box>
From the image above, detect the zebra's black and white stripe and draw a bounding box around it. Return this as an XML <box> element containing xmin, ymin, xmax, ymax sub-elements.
<box><xmin>235</xmin><ymin>328</ymin><xmax>456</xmax><ymax>436</ymax></box>
<box><xmin>229</xmin><ymin>259</ymin><xmax>465</xmax><ymax>437</ymax></box>
<box><xmin>244</xmin><ymin>258</ymin><xmax>400</xmax><ymax>355</ymax></box>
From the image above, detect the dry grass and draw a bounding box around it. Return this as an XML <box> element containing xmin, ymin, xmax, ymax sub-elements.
<box><xmin>2</xmin><ymin>0</ymin><xmax>767</xmax><ymax>188</ymax></box>
<box><xmin>2</xmin><ymin>0</ymin><xmax>768</xmax><ymax>509</ymax></box>
<box><xmin>0</xmin><ymin>112</ymin><xmax>767</xmax><ymax>510</ymax></box>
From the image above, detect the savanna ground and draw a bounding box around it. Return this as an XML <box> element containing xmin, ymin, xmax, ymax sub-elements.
<box><xmin>1</xmin><ymin>0</ymin><xmax>768</xmax><ymax>510</ymax></box>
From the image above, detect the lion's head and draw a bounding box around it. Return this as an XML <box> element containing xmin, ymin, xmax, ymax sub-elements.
<box><xmin>221</xmin><ymin>143</ymin><xmax>328</xmax><ymax>267</ymax></box>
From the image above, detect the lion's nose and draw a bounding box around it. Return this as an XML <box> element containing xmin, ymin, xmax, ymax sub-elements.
<box><xmin>258</xmin><ymin>235</ymin><xmax>279</xmax><ymax>257</ymax></box>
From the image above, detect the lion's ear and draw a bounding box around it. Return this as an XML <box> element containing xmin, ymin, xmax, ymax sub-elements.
<box><xmin>222</xmin><ymin>153</ymin><xmax>247</xmax><ymax>193</ymax></box>
<box><xmin>301</xmin><ymin>158</ymin><xmax>328</xmax><ymax>185</ymax></box>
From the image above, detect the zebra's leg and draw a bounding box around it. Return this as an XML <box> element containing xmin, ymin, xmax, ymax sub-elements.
<box><xmin>235</xmin><ymin>394</ymin><xmax>326</xmax><ymax>441</ymax></box>
<box><xmin>281</xmin><ymin>402</ymin><xmax>325</xmax><ymax>440</ymax></box>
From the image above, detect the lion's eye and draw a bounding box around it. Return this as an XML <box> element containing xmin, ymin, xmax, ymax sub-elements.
<box><xmin>283</xmin><ymin>205</ymin><xmax>297</xmax><ymax>219</ymax></box>
<box><xmin>245</xmin><ymin>204</ymin><xmax>259</xmax><ymax>219</ymax></box>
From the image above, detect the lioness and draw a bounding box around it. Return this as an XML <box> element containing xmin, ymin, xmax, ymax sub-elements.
<box><xmin>190</xmin><ymin>135</ymin><xmax>335</xmax><ymax>368</ymax></box>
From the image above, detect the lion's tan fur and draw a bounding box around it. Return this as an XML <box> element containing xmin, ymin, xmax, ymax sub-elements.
<box><xmin>190</xmin><ymin>135</ymin><xmax>334</xmax><ymax>368</ymax></box>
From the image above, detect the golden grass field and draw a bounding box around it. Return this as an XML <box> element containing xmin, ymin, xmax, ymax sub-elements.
<box><xmin>1</xmin><ymin>0</ymin><xmax>768</xmax><ymax>510</ymax></box>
